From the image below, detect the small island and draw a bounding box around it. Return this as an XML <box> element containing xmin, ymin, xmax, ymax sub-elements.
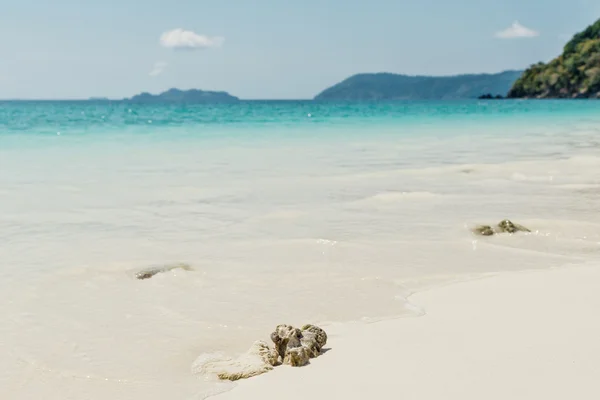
<box><xmin>125</xmin><ymin>88</ymin><xmax>240</xmax><ymax>104</ymax></box>
<box><xmin>508</xmin><ymin>18</ymin><xmax>600</xmax><ymax>99</ymax></box>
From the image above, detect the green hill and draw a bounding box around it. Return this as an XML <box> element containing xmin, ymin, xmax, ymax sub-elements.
<box><xmin>508</xmin><ymin>18</ymin><xmax>600</xmax><ymax>98</ymax></box>
<box><xmin>314</xmin><ymin>71</ymin><xmax>522</xmax><ymax>100</ymax></box>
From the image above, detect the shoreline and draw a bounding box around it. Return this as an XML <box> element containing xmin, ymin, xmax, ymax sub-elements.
<box><xmin>213</xmin><ymin>264</ymin><xmax>600</xmax><ymax>399</ymax></box>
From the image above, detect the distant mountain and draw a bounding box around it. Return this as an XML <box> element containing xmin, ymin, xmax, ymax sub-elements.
<box><xmin>314</xmin><ymin>71</ymin><xmax>523</xmax><ymax>100</ymax></box>
<box><xmin>508</xmin><ymin>18</ymin><xmax>600</xmax><ymax>99</ymax></box>
<box><xmin>126</xmin><ymin>88</ymin><xmax>239</xmax><ymax>103</ymax></box>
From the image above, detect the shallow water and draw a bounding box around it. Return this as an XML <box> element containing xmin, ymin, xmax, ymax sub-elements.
<box><xmin>2</xmin><ymin>100</ymin><xmax>600</xmax><ymax>399</ymax></box>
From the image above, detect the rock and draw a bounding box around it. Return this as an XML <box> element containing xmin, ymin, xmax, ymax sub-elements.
<box><xmin>270</xmin><ymin>324</ymin><xmax>302</xmax><ymax>363</ymax></box>
<box><xmin>270</xmin><ymin>324</ymin><xmax>328</xmax><ymax>366</ymax></box>
<box><xmin>497</xmin><ymin>219</ymin><xmax>530</xmax><ymax>234</ymax></box>
<box><xmin>195</xmin><ymin>325</ymin><xmax>328</xmax><ymax>381</ymax></box>
<box><xmin>283</xmin><ymin>346</ymin><xmax>310</xmax><ymax>367</ymax></box>
<box><xmin>192</xmin><ymin>340</ymin><xmax>277</xmax><ymax>382</ymax></box>
<box><xmin>134</xmin><ymin>262</ymin><xmax>192</xmax><ymax>280</ymax></box>
<box><xmin>249</xmin><ymin>340</ymin><xmax>280</xmax><ymax>367</ymax></box>
<box><xmin>472</xmin><ymin>220</ymin><xmax>530</xmax><ymax>236</ymax></box>
<box><xmin>135</xmin><ymin>270</ymin><xmax>159</xmax><ymax>280</ymax></box>
<box><xmin>477</xmin><ymin>93</ymin><xmax>505</xmax><ymax>100</ymax></box>
<box><xmin>301</xmin><ymin>325</ymin><xmax>328</xmax><ymax>347</ymax></box>
<box><xmin>473</xmin><ymin>225</ymin><xmax>495</xmax><ymax>236</ymax></box>
<box><xmin>300</xmin><ymin>324</ymin><xmax>328</xmax><ymax>357</ymax></box>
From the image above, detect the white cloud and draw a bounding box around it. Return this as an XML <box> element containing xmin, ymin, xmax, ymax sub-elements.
<box><xmin>159</xmin><ymin>29</ymin><xmax>224</xmax><ymax>50</ymax></box>
<box><xmin>495</xmin><ymin>21</ymin><xmax>539</xmax><ymax>39</ymax></box>
<box><xmin>149</xmin><ymin>61</ymin><xmax>167</xmax><ymax>77</ymax></box>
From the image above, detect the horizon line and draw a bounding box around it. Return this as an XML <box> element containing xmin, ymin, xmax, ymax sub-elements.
<box><xmin>0</xmin><ymin>68</ymin><xmax>527</xmax><ymax>102</ymax></box>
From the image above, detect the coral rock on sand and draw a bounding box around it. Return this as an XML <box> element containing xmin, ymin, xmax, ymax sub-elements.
<box><xmin>283</xmin><ymin>346</ymin><xmax>310</xmax><ymax>367</ymax></box>
<box><xmin>134</xmin><ymin>262</ymin><xmax>192</xmax><ymax>280</ymax></box>
<box><xmin>249</xmin><ymin>340</ymin><xmax>279</xmax><ymax>367</ymax></box>
<box><xmin>300</xmin><ymin>324</ymin><xmax>328</xmax><ymax>357</ymax></box>
<box><xmin>270</xmin><ymin>325</ymin><xmax>303</xmax><ymax>362</ymax></box>
<box><xmin>270</xmin><ymin>324</ymin><xmax>328</xmax><ymax>367</ymax></box>
<box><xmin>192</xmin><ymin>341</ymin><xmax>278</xmax><ymax>381</ymax></box>
<box><xmin>473</xmin><ymin>220</ymin><xmax>530</xmax><ymax>236</ymax></box>
<box><xmin>473</xmin><ymin>225</ymin><xmax>495</xmax><ymax>236</ymax></box>
<box><xmin>497</xmin><ymin>219</ymin><xmax>530</xmax><ymax>234</ymax></box>
<box><xmin>194</xmin><ymin>324</ymin><xmax>328</xmax><ymax>382</ymax></box>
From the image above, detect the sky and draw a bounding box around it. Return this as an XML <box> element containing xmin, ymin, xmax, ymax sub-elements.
<box><xmin>0</xmin><ymin>0</ymin><xmax>598</xmax><ymax>99</ymax></box>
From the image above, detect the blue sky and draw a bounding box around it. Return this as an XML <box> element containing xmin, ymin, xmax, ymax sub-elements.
<box><xmin>0</xmin><ymin>0</ymin><xmax>598</xmax><ymax>99</ymax></box>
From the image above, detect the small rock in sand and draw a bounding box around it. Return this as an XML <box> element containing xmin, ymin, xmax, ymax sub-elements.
<box><xmin>473</xmin><ymin>225</ymin><xmax>495</xmax><ymax>236</ymax></box>
<box><xmin>134</xmin><ymin>262</ymin><xmax>192</xmax><ymax>280</ymax></box>
<box><xmin>473</xmin><ymin>220</ymin><xmax>531</xmax><ymax>236</ymax></box>
<box><xmin>497</xmin><ymin>219</ymin><xmax>531</xmax><ymax>234</ymax></box>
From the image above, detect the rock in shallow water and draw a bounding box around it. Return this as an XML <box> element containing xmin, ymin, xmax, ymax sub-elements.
<box><xmin>473</xmin><ymin>225</ymin><xmax>495</xmax><ymax>236</ymax></box>
<box><xmin>497</xmin><ymin>219</ymin><xmax>530</xmax><ymax>234</ymax></box>
<box><xmin>473</xmin><ymin>220</ymin><xmax>531</xmax><ymax>236</ymax></box>
<box><xmin>134</xmin><ymin>262</ymin><xmax>192</xmax><ymax>280</ymax></box>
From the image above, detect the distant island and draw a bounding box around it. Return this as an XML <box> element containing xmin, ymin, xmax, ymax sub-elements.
<box><xmin>314</xmin><ymin>70</ymin><xmax>522</xmax><ymax>100</ymax></box>
<box><xmin>125</xmin><ymin>88</ymin><xmax>239</xmax><ymax>104</ymax></box>
<box><xmin>508</xmin><ymin>18</ymin><xmax>600</xmax><ymax>99</ymax></box>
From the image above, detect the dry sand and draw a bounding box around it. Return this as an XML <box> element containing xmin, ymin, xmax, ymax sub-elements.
<box><xmin>215</xmin><ymin>265</ymin><xmax>600</xmax><ymax>400</ymax></box>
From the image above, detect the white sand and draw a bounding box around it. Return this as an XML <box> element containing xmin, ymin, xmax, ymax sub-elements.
<box><xmin>215</xmin><ymin>265</ymin><xmax>600</xmax><ymax>400</ymax></box>
<box><xmin>5</xmin><ymin>120</ymin><xmax>600</xmax><ymax>399</ymax></box>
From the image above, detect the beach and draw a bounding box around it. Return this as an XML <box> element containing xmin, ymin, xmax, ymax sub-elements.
<box><xmin>216</xmin><ymin>264</ymin><xmax>600</xmax><ymax>400</ymax></box>
<box><xmin>2</xmin><ymin>101</ymin><xmax>600</xmax><ymax>399</ymax></box>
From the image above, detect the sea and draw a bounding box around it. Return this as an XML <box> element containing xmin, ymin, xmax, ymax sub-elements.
<box><xmin>2</xmin><ymin>100</ymin><xmax>600</xmax><ymax>399</ymax></box>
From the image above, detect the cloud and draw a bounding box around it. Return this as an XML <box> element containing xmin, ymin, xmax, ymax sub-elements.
<box><xmin>149</xmin><ymin>61</ymin><xmax>167</xmax><ymax>77</ymax></box>
<box><xmin>159</xmin><ymin>29</ymin><xmax>224</xmax><ymax>50</ymax></box>
<box><xmin>495</xmin><ymin>21</ymin><xmax>539</xmax><ymax>39</ymax></box>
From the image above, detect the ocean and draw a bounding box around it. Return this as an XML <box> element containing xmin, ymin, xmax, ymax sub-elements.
<box><xmin>2</xmin><ymin>100</ymin><xmax>600</xmax><ymax>399</ymax></box>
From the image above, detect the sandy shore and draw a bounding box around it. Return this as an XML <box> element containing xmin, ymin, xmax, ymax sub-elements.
<box><xmin>215</xmin><ymin>265</ymin><xmax>600</xmax><ymax>400</ymax></box>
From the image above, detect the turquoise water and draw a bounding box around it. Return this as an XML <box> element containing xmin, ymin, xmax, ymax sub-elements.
<box><xmin>3</xmin><ymin>100</ymin><xmax>600</xmax><ymax>399</ymax></box>
<box><xmin>2</xmin><ymin>100</ymin><xmax>600</xmax><ymax>135</ymax></box>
